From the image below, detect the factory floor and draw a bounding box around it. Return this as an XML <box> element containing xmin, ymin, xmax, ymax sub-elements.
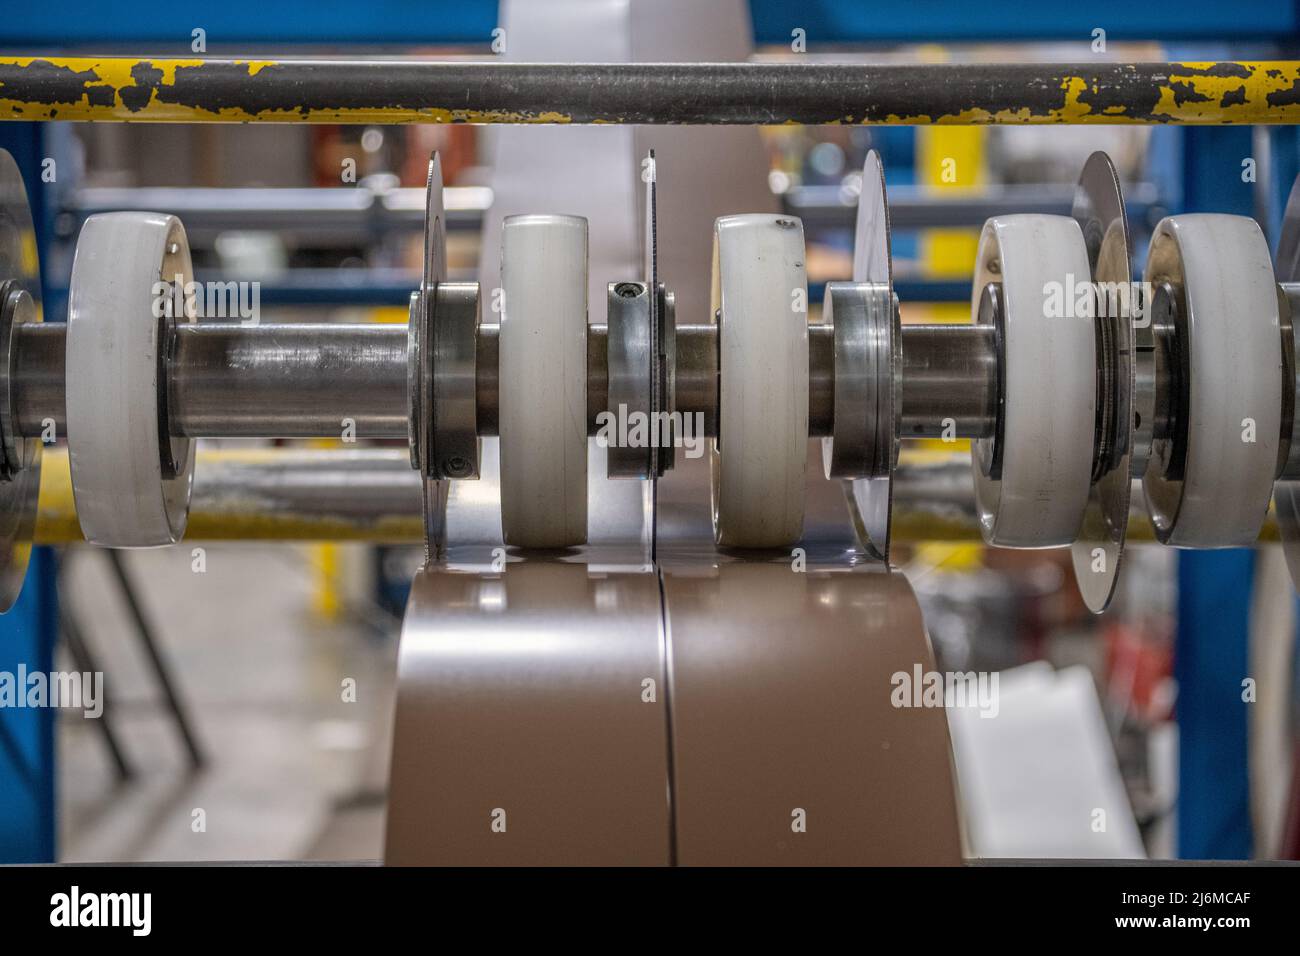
<box><xmin>55</xmin><ymin>544</ymin><xmax>399</xmax><ymax>863</ymax></box>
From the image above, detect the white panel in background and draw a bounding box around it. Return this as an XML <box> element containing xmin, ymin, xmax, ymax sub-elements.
<box><xmin>472</xmin><ymin>0</ymin><xmax>776</xmax><ymax>545</ymax></box>
<box><xmin>479</xmin><ymin>0</ymin><xmax>776</xmax><ymax>326</ymax></box>
<box><xmin>479</xmin><ymin>0</ymin><xmax>635</xmax><ymax>325</ymax></box>
<box><xmin>948</xmin><ymin>663</ymin><xmax>1146</xmax><ymax>859</ymax></box>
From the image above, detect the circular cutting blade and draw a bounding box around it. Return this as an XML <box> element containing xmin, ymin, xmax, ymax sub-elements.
<box><xmin>421</xmin><ymin>152</ymin><xmax>448</xmax><ymax>558</ymax></box>
<box><xmin>0</xmin><ymin>149</ymin><xmax>42</xmax><ymax>612</ymax></box>
<box><xmin>644</xmin><ymin>149</ymin><xmax>660</xmax><ymax>554</ymax></box>
<box><xmin>1070</xmin><ymin>150</ymin><xmax>1133</xmax><ymax>614</ymax></box>
<box><xmin>1273</xmin><ymin>172</ymin><xmax>1300</xmax><ymax>592</ymax></box>
<box><xmin>847</xmin><ymin>150</ymin><xmax>898</xmax><ymax>562</ymax></box>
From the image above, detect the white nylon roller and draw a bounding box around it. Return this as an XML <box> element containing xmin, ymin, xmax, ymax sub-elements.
<box><xmin>499</xmin><ymin>214</ymin><xmax>589</xmax><ymax>548</ymax></box>
<box><xmin>971</xmin><ymin>215</ymin><xmax>1096</xmax><ymax>547</ymax></box>
<box><xmin>66</xmin><ymin>212</ymin><xmax>196</xmax><ymax>547</ymax></box>
<box><xmin>1142</xmin><ymin>214</ymin><xmax>1280</xmax><ymax>546</ymax></box>
<box><xmin>710</xmin><ymin>214</ymin><xmax>809</xmax><ymax>549</ymax></box>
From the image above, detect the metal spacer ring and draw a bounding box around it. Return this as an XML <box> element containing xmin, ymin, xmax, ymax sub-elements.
<box><xmin>428</xmin><ymin>281</ymin><xmax>480</xmax><ymax>480</ymax></box>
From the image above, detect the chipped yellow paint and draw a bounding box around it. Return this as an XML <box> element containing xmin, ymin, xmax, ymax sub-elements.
<box><xmin>2</xmin><ymin>56</ymin><xmax>1299</xmax><ymax>124</ymax></box>
<box><xmin>917</xmin><ymin>63</ymin><xmax>1300</xmax><ymax>125</ymax></box>
<box><xmin>0</xmin><ymin>56</ymin><xmax>580</xmax><ymax>123</ymax></box>
<box><xmin>1144</xmin><ymin>62</ymin><xmax>1298</xmax><ymax>124</ymax></box>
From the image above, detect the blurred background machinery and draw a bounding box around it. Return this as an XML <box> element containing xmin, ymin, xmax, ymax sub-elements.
<box><xmin>1</xmin><ymin>0</ymin><xmax>1299</xmax><ymax>863</ymax></box>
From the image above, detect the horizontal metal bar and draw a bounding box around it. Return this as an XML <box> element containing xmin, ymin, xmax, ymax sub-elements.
<box><xmin>35</xmin><ymin>447</ymin><xmax>428</xmax><ymax>544</ymax></box>
<box><xmin>6</xmin><ymin>320</ymin><xmax>740</xmax><ymax>441</ymax></box>
<box><xmin>30</xmin><ymin>447</ymin><xmax>1280</xmax><ymax>545</ymax></box>
<box><xmin>64</xmin><ymin>181</ymin><xmax>1166</xmax><ymax>243</ymax></box>
<box><xmin>13</xmin><ymin>320</ymin><xmax>618</xmax><ymax>441</ymax></box>
<box><xmin>2</xmin><ymin>58</ymin><xmax>1298</xmax><ymax>125</ymax></box>
<box><xmin>169</xmin><ymin>323</ymin><xmax>410</xmax><ymax>438</ymax></box>
<box><xmin>15</xmin><ymin>319</ymin><xmax>990</xmax><ymax>442</ymax></box>
<box><xmin>15</xmin><ymin>322</ymin><xmax>413</xmax><ymax>439</ymax></box>
<box><xmin>900</xmin><ymin>324</ymin><xmax>998</xmax><ymax>440</ymax></box>
<box><xmin>62</xmin><ymin>185</ymin><xmax>491</xmax><ymax>245</ymax></box>
<box><xmin>42</xmin><ymin>274</ymin><xmax>974</xmax><ymax>309</ymax></box>
<box><xmin>786</xmin><ymin>182</ymin><xmax>1166</xmax><ymax>232</ymax></box>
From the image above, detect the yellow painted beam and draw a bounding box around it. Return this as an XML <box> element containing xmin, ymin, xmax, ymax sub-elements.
<box><xmin>2</xmin><ymin>58</ymin><xmax>1298</xmax><ymax>125</ymax></box>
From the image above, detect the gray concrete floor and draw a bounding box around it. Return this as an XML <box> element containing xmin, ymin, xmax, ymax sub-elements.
<box><xmin>55</xmin><ymin>543</ymin><xmax>401</xmax><ymax>863</ymax></box>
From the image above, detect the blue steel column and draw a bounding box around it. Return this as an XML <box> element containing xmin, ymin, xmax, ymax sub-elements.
<box><xmin>1172</xmin><ymin>121</ymin><xmax>1259</xmax><ymax>859</ymax></box>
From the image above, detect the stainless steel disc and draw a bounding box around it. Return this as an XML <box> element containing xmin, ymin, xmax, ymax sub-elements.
<box><xmin>1070</xmin><ymin>151</ymin><xmax>1133</xmax><ymax>613</ymax></box>
<box><xmin>0</xmin><ymin>150</ymin><xmax>41</xmax><ymax>611</ymax></box>
<box><xmin>846</xmin><ymin>150</ymin><xmax>899</xmax><ymax>562</ymax></box>
<box><xmin>1273</xmin><ymin>172</ymin><xmax>1300</xmax><ymax>590</ymax></box>
<box><xmin>606</xmin><ymin>280</ymin><xmax>653</xmax><ymax>480</ymax></box>
<box><xmin>644</xmin><ymin>148</ymin><xmax>663</xmax><ymax>480</ymax></box>
<box><xmin>418</xmin><ymin>151</ymin><xmax>447</xmax><ymax>557</ymax></box>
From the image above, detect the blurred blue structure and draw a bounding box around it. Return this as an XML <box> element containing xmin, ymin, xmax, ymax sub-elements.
<box><xmin>1</xmin><ymin>1</ymin><xmax>1296</xmax><ymax>45</ymax></box>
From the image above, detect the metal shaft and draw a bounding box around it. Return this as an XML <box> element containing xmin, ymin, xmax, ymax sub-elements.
<box><xmin>15</xmin><ymin>318</ymin><xmax>999</xmax><ymax>442</ymax></box>
<box><xmin>2</xmin><ymin>58</ymin><xmax>1297</xmax><ymax>126</ymax></box>
<box><xmin>899</xmin><ymin>324</ymin><xmax>999</xmax><ymax>440</ymax></box>
<box><xmin>15</xmin><ymin>321</ymin><xmax>599</xmax><ymax>440</ymax></box>
<box><xmin>9</xmin><ymin>320</ymin><xmax>681</xmax><ymax>440</ymax></box>
<box><xmin>16</xmin><ymin>322</ymin><xmax>413</xmax><ymax>439</ymax></box>
<box><xmin>171</xmin><ymin>323</ymin><xmax>409</xmax><ymax>438</ymax></box>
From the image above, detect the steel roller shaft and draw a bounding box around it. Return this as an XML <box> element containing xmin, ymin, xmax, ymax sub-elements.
<box><xmin>9</xmin><ymin>319</ymin><xmax>1002</xmax><ymax>442</ymax></box>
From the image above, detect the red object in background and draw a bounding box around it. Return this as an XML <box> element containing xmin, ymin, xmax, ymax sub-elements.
<box><xmin>310</xmin><ymin>126</ymin><xmax>343</xmax><ymax>186</ymax></box>
<box><xmin>308</xmin><ymin>125</ymin><xmax>479</xmax><ymax>187</ymax></box>
<box><xmin>1103</xmin><ymin>616</ymin><xmax>1174</xmax><ymax>723</ymax></box>
<box><xmin>403</xmin><ymin>126</ymin><xmax>477</xmax><ymax>186</ymax></box>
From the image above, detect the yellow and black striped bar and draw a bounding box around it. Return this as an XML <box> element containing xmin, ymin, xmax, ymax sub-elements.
<box><xmin>1</xmin><ymin>57</ymin><xmax>1298</xmax><ymax>125</ymax></box>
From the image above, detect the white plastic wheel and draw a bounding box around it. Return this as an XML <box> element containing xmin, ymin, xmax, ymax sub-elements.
<box><xmin>498</xmin><ymin>214</ymin><xmax>589</xmax><ymax>548</ymax></box>
<box><xmin>971</xmin><ymin>215</ymin><xmax>1095</xmax><ymax>547</ymax></box>
<box><xmin>710</xmin><ymin>214</ymin><xmax>809</xmax><ymax>548</ymax></box>
<box><xmin>1142</xmin><ymin>215</ymin><xmax>1280</xmax><ymax>546</ymax></box>
<box><xmin>66</xmin><ymin>212</ymin><xmax>195</xmax><ymax>547</ymax></box>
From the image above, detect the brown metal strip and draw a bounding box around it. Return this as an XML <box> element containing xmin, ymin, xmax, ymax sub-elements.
<box><xmin>661</xmin><ymin>562</ymin><xmax>963</xmax><ymax>865</ymax></box>
<box><xmin>385</xmin><ymin>560</ymin><xmax>671</xmax><ymax>865</ymax></box>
